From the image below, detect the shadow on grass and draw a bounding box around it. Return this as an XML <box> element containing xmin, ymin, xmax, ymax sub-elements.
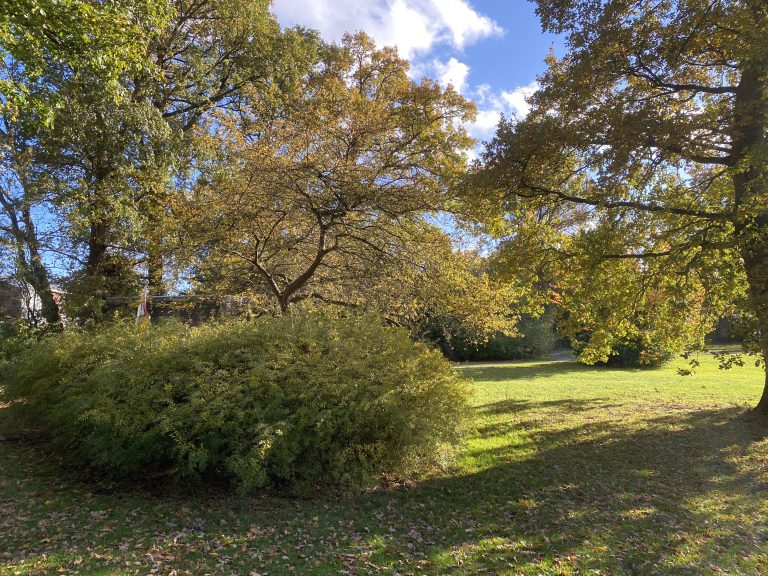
<box><xmin>369</xmin><ymin>406</ymin><xmax>768</xmax><ymax>575</ymax></box>
<box><xmin>457</xmin><ymin>361</ymin><xmax>584</xmax><ymax>383</ymax></box>
<box><xmin>478</xmin><ymin>397</ymin><xmax>620</xmax><ymax>416</ymax></box>
<box><xmin>3</xmin><ymin>405</ymin><xmax>768</xmax><ymax>574</ymax></box>
<box><xmin>456</xmin><ymin>360</ymin><xmax>659</xmax><ymax>382</ymax></box>
<box><xmin>457</xmin><ymin>359</ymin><xmax>653</xmax><ymax>384</ymax></box>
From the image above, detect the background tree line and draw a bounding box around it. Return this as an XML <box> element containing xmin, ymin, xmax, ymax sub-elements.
<box><xmin>0</xmin><ymin>0</ymin><xmax>523</xmax><ymax>341</ymax></box>
<box><xmin>4</xmin><ymin>0</ymin><xmax>768</xmax><ymax>412</ymax></box>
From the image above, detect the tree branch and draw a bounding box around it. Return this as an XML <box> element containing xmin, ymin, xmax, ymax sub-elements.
<box><xmin>517</xmin><ymin>178</ymin><xmax>733</xmax><ymax>222</ymax></box>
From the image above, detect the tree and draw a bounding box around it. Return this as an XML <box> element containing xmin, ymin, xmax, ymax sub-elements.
<box><xmin>0</xmin><ymin>109</ymin><xmax>61</xmax><ymax>324</ymax></box>
<box><xmin>476</xmin><ymin>0</ymin><xmax>768</xmax><ymax>411</ymax></box>
<box><xmin>2</xmin><ymin>0</ymin><xmax>318</xmax><ymax>319</ymax></box>
<box><xmin>49</xmin><ymin>0</ymin><xmax>294</xmax><ymax>300</ymax></box>
<box><xmin>0</xmin><ymin>0</ymin><xmax>164</xmax><ymax>324</ymax></box>
<box><xmin>178</xmin><ymin>32</ymin><xmax>516</xmax><ymax>333</ymax></box>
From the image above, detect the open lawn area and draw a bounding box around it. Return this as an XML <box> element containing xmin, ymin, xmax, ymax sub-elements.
<box><xmin>2</xmin><ymin>354</ymin><xmax>767</xmax><ymax>575</ymax></box>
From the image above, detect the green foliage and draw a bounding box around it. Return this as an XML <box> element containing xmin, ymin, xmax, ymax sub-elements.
<box><xmin>475</xmin><ymin>0</ymin><xmax>768</xmax><ymax>408</ymax></box>
<box><xmin>0</xmin><ymin>0</ymin><xmax>166</xmax><ymax>125</ymax></box>
<box><xmin>552</xmin><ymin>254</ymin><xmax>710</xmax><ymax>368</ymax></box>
<box><xmin>0</xmin><ymin>320</ymin><xmax>60</xmax><ymax>366</ymax></box>
<box><xmin>2</xmin><ymin>315</ymin><xmax>469</xmax><ymax>494</ymax></box>
<box><xmin>1</xmin><ymin>0</ymin><xmax>303</xmax><ymax>316</ymax></box>
<box><xmin>62</xmin><ymin>254</ymin><xmax>144</xmax><ymax>321</ymax></box>
<box><xmin>426</xmin><ymin>310</ymin><xmax>558</xmax><ymax>362</ymax></box>
<box><xmin>0</xmin><ymin>321</ymin><xmax>21</xmax><ymax>363</ymax></box>
<box><xmin>571</xmin><ymin>332</ymin><xmax>676</xmax><ymax>368</ymax></box>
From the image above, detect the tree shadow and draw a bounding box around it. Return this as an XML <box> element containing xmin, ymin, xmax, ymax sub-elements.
<box><xmin>457</xmin><ymin>361</ymin><xmax>583</xmax><ymax>382</ymax></box>
<box><xmin>478</xmin><ymin>397</ymin><xmax>619</xmax><ymax>416</ymax></box>
<box><xmin>458</xmin><ymin>360</ymin><xmax>650</xmax><ymax>383</ymax></box>
<box><xmin>3</xmin><ymin>404</ymin><xmax>768</xmax><ymax>575</ymax></box>
<box><xmin>355</xmin><ymin>406</ymin><xmax>768</xmax><ymax>574</ymax></box>
<box><xmin>474</xmin><ymin>397</ymin><xmax>623</xmax><ymax>439</ymax></box>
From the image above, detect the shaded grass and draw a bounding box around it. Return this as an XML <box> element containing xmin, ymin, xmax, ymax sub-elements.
<box><xmin>1</xmin><ymin>354</ymin><xmax>767</xmax><ymax>574</ymax></box>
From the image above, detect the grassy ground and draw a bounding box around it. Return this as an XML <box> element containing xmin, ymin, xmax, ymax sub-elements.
<box><xmin>2</xmin><ymin>353</ymin><xmax>767</xmax><ymax>575</ymax></box>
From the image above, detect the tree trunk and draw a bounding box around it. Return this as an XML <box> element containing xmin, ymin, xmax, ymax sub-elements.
<box><xmin>86</xmin><ymin>220</ymin><xmax>109</xmax><ymax>277</ymax></box>
<box><xmin>78</xmin><ymin>220</ymin><xmax>111</xmax><ymax>319</ymax></box>
<box><xmin>756</xmin><ymin>369</ymin><xmax>768</xmax><ymax>415</ymax></box>
<box><xmin>732</xmin><ymin>57</ymin><xmax>768</xmax><ymax>413</ymax></box>
<box><xmin>147</xmin><ymin>246</ymin><xmax>165</xmax><ymax>295</ymax></box>
<box><xmin>278</xmin><ymin>296</ymin><xmax>289</xmax><ymax>314</ymax></box>
<box><xmin>742</xmin><ymin>247</ymin><xmax>768</xmax><ymax>415</ymax></box>
<box><xmin>19</xmin><ymin>210</ymin><xmax>60</xmax><ymax>325</ymax></box>
<box><xmin>21</xmin><ymin>254</ymin><xmax>61</xmax><ymax>325</ymax></box>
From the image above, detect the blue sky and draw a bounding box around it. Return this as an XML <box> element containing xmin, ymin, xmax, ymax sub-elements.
<box><xmin>272</xmin><ymin>0</ymin><xmax>564</xmax><ymax>144</ymax></box>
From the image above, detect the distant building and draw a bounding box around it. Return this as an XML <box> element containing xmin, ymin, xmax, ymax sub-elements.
<box><xmin>105</xmin><ymin>294</ymin><xmax>245</xmax><ymax>324</ymax></box>
<box><xmin>0</xmin><ymin>278</ymin><xmax>65</xmax><ymax>324</ymax></box>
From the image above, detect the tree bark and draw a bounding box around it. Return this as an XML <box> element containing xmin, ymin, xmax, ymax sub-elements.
<box><xmin>756</xmin><ymin>370</ymin><xmax>768</xmax><ymax>415</ymax></box>
<box><xmin>86</xmin><ymin>220</ymin><xmax>109</xmax><ymax>277</ymax></box>
<box><xmin>741</xmin><ymin>242</ymin><xmax>768</xmax><ymax>415</ymax></box>
<box><xmin>18</xmin><ymin>210</ymin><xmax>60</xmax><ymax>325</ymax></box>
<box><xmin>20</xmin><ymin>250</ymin><xmax>61</xmax><ymax>326</ymax></box>
<box><xmin>147</xmin><ymin>245</ymin><xmax>165</xmax><ymax>295</ymax></box>
<box><xmin>732</xmin><ymin>58</ymin><xmax>768</xmax><ymax>414</ymax></box>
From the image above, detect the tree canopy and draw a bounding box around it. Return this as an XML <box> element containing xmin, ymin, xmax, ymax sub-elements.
<box><xmin>476</xmin><ymin>0</ymin><xmax>768</xmax><ymax>410</ymax></box>
<box><xmin>178</xmin><ymin>32</ymin><xmax>516</xmax><ymax>334</ymax></box>
<box><xmin>1</xmin><ymin>7</ymin><xmax>519</xmax><ymax>340</ymax></box>
<box><xmin>1</xmin><ymin>0</ymin><xmax>317</xmax><ymax>320</ymax></box>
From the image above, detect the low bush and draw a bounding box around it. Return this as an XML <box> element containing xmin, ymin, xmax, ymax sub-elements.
<box><xmin>602</xmin><ymin>338</ymin><xmax>676</xmax><ymax>367</ymax></box>
<box><xmin>2</xmin><ymin>315</ymin><xmax>469</xmax><ymax>494</ymax></box>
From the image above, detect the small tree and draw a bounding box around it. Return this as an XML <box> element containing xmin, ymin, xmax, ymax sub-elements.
<box><xmin>178</xmin><ymin>32</ymin><xmax>515</xmax><ymax>333</ymax></box>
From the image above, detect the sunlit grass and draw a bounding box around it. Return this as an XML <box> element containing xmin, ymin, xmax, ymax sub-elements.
<box><xmin>2</xmin><ymin>352</ymin><xmax>767</xmax><ymax>575</ymax></box>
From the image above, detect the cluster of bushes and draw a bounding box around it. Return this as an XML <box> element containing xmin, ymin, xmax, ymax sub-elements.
<box><xmin>1</xmin><ymin>315</ymin><xmax>469</xmax><ymax>494</ymax></box>
<box><xmin>425</xmin><ymin>310</ymin><xmax>558</xmax><ymax>362</ymax></box>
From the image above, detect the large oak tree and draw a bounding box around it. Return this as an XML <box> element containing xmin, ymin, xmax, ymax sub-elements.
<box><xmin>478</xmin><ymin>0</ymin><xmax>768</xmax><ymax>411</ymax></box>
<box><xmin>0</xmin><ymin>0</ymin><xmax>164</xmax><ymax>323</ymax></box>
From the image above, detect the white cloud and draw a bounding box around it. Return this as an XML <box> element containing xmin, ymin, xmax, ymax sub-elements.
<box><xmin>500</xmin><ymin>83</ymin><xmax>538</xmax><ymax>119</ymax></box>
<box><xmin>466</xmin><ymin>109</ymin><xmax>501</xmax><ymax>140</ymax></box>
<box><xmin>472</xmin><ymin>83</ymin><xmax>492</xmax><ymax>105</ymax></box>
<box><xmin>429</xmin><ymin>0</ymin><xmax>502</xmax><ymax>48</ymax></box>
<box><xmin>271</xmin><ymin>0</ymin><xmax>502</xmax><ymax>59</ymax></box>
<box><xmin>465</xmin><ymin>81</ymin><xmax>539</xmax><ymax>143</ymax></box>
<box><xmin>432</xmin><ymin>57</ymin><xmax>469</xmax><ymax>92</ymax></box>
<box><xmin>380</xmin><ymin>1</ymin><xmax>434</xmax><ymax>58</ymax></box>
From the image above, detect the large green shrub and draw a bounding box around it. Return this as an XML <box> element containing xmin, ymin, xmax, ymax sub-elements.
<box><xmin>2</xmin><ymin>315</ymin><xmax>469</xmax><ymax>494</ymax></box>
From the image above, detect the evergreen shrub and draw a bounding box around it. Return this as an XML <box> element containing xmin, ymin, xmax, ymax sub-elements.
<box><xmin>2</xmin><ymin>315</ymin><xmax>469</xmax><ymax>494</ymax></box>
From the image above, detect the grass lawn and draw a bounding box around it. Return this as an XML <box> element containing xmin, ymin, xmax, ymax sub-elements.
<box><xmin>2</xmin><ymin>353</ymin><xmax>767</xmax><ymax>575</ymax></box>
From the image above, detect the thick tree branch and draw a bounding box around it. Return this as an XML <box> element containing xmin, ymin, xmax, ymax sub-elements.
<box><xmin>517</xmin><ymin>177</ymin><xmax>733</xmax><ymax>222</ymax></box>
